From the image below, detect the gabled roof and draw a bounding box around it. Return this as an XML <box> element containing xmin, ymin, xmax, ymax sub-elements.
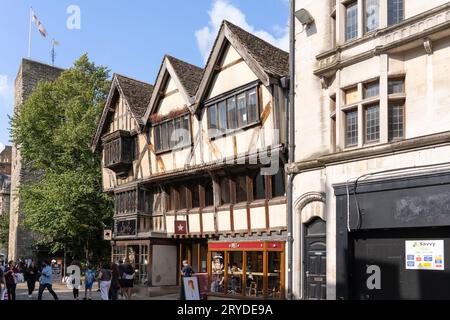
<box><xmin>142</xmin><ymin>55</ymin><xmax>203</xmax><ymax>122</ymax></box>
<box><xmin>91</xmin><ymin>74</ymin><xmax>154</xmax><ymax>151</ymax></box>
<box><xmin>194</xmin><ymin>20</ymin><xmax>289</xmax><ymax>111</ymax></box>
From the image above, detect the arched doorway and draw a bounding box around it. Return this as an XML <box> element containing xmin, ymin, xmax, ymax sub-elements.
<box><xmin>304</xmin><ymin>218</ymin><xmax>326</xmax><ymax>300</ymax></box>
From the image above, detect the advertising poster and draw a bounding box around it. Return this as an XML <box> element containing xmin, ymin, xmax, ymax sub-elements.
<box><xmin>405</xmin><ymin>240</ymin><xmax>445</xmax><ymax>271</ymax></box>
<box><xmin>183</xmin><ymin>277</ymin><xmax>201</xmax><ymax>300</ymax></box>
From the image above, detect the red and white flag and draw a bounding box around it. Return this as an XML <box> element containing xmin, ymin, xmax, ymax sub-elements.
<box><xmin>31</xmin><ymin>10</ymin><xmax>47</xmax><ymax>38</ymax></box>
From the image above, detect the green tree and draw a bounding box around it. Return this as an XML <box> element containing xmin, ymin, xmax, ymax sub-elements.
<box><xmin>0</xmin><ymin>213</ymin><xmax>9</xmax><ymax>246</ymax></box>
<box><xmin>11</xmin><ymin>54</ymin><xmax>113</xmax><ymax>260</ymax></box>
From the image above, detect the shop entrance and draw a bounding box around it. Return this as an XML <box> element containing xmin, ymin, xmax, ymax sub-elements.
<box><xmin>304</xmin><ymin>218</ymin><xmax>326</xmax><ymax>300</ymax></box>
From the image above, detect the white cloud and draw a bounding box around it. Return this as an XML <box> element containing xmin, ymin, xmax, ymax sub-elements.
<box><xmin>0</xmin><ymin>142</ymin><xmax>4</xmax><ymax>153</ymax></box>
<box><xmin>0</xmin><ymin>75</ymin><xmax>13</xmax><ymax>106</ymax></box>
<box><xmin>195</xmin><ymin>0</ymin><xmax>289</xmax><ymax>63</ymax></box>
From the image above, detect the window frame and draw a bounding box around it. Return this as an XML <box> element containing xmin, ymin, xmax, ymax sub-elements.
<box><xmin>153</xmin><ymin>114</ymin><xmax>192</xmax><ymax>154</ymax></box>
<box><xmin>388</xmin><ymin>101</ymin><xmax>405</xmax><ymax>141</ymax></box>
<box><xmin>388</xmin><ymin>0</ymin><xmax>404</xmax><ymax>26</ymax></box>
<box><xmin>364</xmin><ymin>104</ymin><xmax>380</xmax><ymax>144</ymax></box>
<box><xmin>345</xmin><ymin>109</ymin><xmax>359</xmax><ymax>147</ymax></box>
<box><xmin>364</xmin><ymin>0</ymin><xmax>379</xmax><ymax>34</ymax></box>
<box><xmin>345</xmin><ymin>1</ymin><xmax>359</xmax><ymax>42</ymax></box>
<box><xmin>206</xmin><ymin>82</ymin><xmax>261</xmax><ymax>139</ymax></box>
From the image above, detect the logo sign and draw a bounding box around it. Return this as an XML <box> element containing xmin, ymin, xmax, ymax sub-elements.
<box><xmin>366</xmin><ymin>265</ymin><xmax>381</xmax><ymax>290</ymax></box>
<box><xmin>405</xmin><ymin>240</ymin><xmax>444</xmax><ymax>271</ymax></box>
<box><xmin>175</xmin><ymin>220</ymin><xmax>188</xmax><ymax>235</ymax></box>
<box><xmin>103</xmin><ymin>229</ymin><xmax>112</xmax><ymax>240</ymax></box>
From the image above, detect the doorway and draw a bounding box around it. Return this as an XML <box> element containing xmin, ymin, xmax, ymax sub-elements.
<box><xmin>304</xmin><ymin>218</ymin><xmax>326</xmax><ymax>300</ymax></box>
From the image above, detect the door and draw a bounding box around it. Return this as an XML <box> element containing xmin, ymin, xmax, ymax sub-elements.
<box><xmin>304</xmin><ymin>218</ymin><xmax>327</xmax><ymax>300</ymax></box>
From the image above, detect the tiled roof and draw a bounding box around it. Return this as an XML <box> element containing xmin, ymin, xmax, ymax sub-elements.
<box><xmin>165</xmin><ymin>55</ymin><xmax>203</xmax><ymax>97</ymax></box>
<box><xmin>115</xmin><ymin>74</ymin><xmax>154</xmax><ymax>124</ymax></box>
<box><xmin>223</xmin><ymin>20</ymin><xmax>289</xmax><ymax>78</ymax></box>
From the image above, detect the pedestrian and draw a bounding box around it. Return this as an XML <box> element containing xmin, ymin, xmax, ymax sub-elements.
<box><xmin>25</xmin><ymin>260</ymin><xmax>39</xmax><ymax>299</ymax></box>
<box><xmin>4</xmin><ymin>260</ymin><xmax>19</xmax><ymax>300</ymax></box>
<box><xmin>121</xmin><ymin>260</ymin><xmax>135</xmax><ymax>300</ymax></box>
<box><xmin>37</xmin><ymin>260</ymin><xmax>59</xmax><ymax>300</ymax></box>
<box><xmin>98</xmin><ymin>262</ymin><xmax>111</xmax><ymax>300</ymax></box>
<box><xmin>0</xmin><ymin>262</ymin><xmax>5</xmax><ymax>300</ymax></box>
<box><xmin>109</xmin><ymin>263</ymin><xmax>121</xmax><ymax>300</ymax></box>
<box><xmin>83</xmin><ymin>263</ymin><xmax>96</xmax><ymax>300</ymax></box>
<box><xmin>117</xmin><ymin>260</ymin><xmax>125</xmax><ymax>299</ymax></box>
<box><xmin>67</xmin><ymin>260</ymin><xmax>82</xmax><ymax>300</ymax></box>
<box><xmin>179</xmin><ymin>260</ymin><xmax>194</xmax><ymax>300</ymax></box>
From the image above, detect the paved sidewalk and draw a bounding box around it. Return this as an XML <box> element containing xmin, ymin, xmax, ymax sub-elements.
<box><xmin>11</xmin><ymin>282</ymin><xmax>179</xmax><ymax>300</ymax></box>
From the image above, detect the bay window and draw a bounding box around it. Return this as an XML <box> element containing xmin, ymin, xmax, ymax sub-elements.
<box><xmin>154</xmin><ymin>114</ymin><xmax>191</xmax><ymax>153</ymax></box>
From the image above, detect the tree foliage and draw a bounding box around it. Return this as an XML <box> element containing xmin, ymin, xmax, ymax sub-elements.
<box><xmin>11</xmin><ymin>54</ymin><xmax>113</xmax><ymax>259</ymax></box>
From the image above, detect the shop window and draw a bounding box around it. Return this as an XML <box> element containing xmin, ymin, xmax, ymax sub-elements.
<box><xmin>228</xmin><ymin>252</ymin><xmax>243</xmax><ymax>296</ymax></box>
<box><xmin>235</xmin><ymin>176</ymin><xmax>248</xmax><ymax>203</ymax></box>
<box><xmin>220</xmin><ymin>178</ymin><xmax>231</xmax><ymax>205</ymax></box>
<box><xmin>246</xmin><ymin>252</ymin><xmax>264</xmax><ymax>297</ymax></box>
<box><xmin>139</xmin><ymin>245</ymin><xmax>149</xmax><ymax>285</ymax></box>
<box><xmin>252</xmin><ymin>172</ymin><xmax>266</xmax><ymax>201</ymax></box>
<box><xmin>112</xmin><ymin>246</ymin><xmax>126</xmax><ymax>264</ymax></box>
<box><xmin>211</xmin><ymin>252</ymin><xmax>225</xmax><ymax>293</ymax></box>
<box><xmin>267</xmin><ymin>252</ymin><xmax>282</xmax><ymax>299</ymax></box>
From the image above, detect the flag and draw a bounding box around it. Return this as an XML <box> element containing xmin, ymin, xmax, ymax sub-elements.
<box><xmin>31</xmin><ymin>10</ymin><xmax>47</xmax><ymax>38</ymax></box>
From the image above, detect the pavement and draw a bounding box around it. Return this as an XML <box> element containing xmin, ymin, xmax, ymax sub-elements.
<box><xmin>11</xmin><ymin>282</ymin><xmax>180</xmax><ymax>300</ymax></box>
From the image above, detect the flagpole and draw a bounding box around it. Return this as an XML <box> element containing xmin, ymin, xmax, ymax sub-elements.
<box><xmin>28</xmin><ymin>7</ymin><xmax>32</xmax><ymax>58</ymax></box>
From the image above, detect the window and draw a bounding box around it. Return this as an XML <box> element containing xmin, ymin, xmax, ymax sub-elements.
<box><xmin>365</xmin><ymin>0</ymin><xmax>379</xmax><ymax>33</ymax></box>
<box><xmin>389</xmin><ymin>103</ymin><xmax>404</xmax><ymax>140</ymax></box>
<box><xmin>365</xmin><ymin>104</ymin><xmax>380</xmax><ymax>143</ymax></box>
<box><xmin>220</xmin><ymin>178</ymin><xmax>231</xmax><ymax>205</ymax></box>
<box><xmin>235</xmin><ymin>176</ymin><xmax>248</xmax><ymax>203</ymax></box>
<box><xmin>388</xmin><ymin>0</ymin><xmax>404</xmax><ymax>26</ymax></box>
<box><xmin>246</xmin><ymin>252</ymin><xmax>264</xmax><ymax>297</ymax></box>
<box><xmin>205</xmin><ymin>181</ymin><xmax>214</xmax><ymax>207</ymax></box>
<box><xmin>153</xmin><ymin>115</ymin><xmax>191</xmax><ymax>153</ymax></box>
<box><xmin>190</xmin><ymin>184</ymin><xmax>200</xmax><ymax>209</ymax></box>
<box><xmin>252</xmin><ymin>172</ymin><xmax>266</xmax><ymax>201</ymax></box>
<box><xmin>346</xmin><ymin>2</ymin><xmax>358</xmax><ymax>41</ymax></box>
<box><xmin>207</xmin><ymin>86</ymin><xmax>260</xmax><ymax>136</ymax></box>
<box><xmin>388</xmin><ymin>78</ymin><xmax>405</xmax><ymax>94</ymax></box>
<box><xmin>345</xmin><ymin>86</ymin><xmax>358</xmax><ymax>105</ymax></box>
<box><xmin>364</xmin><ymin>81</ymin><xmax>379</xmax><ymax>99</ymax></box>
<box><xmin>271</xmin><ymin>169</ymin><xmax>285</xmax><ymax>198</ymax></box>
<box><xmin>227</xmin><ymin>97</ymin><xmax>237</xmax><ymax>130</ymax></box>
<box><xmin>345</xmin><ymin>110</ymin><xmax>358</xmax><ymax>147</ymax></box>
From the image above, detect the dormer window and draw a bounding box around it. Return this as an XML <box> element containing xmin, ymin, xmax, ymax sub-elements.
<box><xmin>153</xmin><ymin>114</ymin><xmax>191</xmax><ymax>154</ymax></box>
<box><xmin>102</xmin><ymin>130</ymin><xmax>138</xmax><ymax>177</ymax></box>
<box><xmin>207</xmin><ymin>84</ymin><xmax>260</xmax><ymax>138</ymax></box>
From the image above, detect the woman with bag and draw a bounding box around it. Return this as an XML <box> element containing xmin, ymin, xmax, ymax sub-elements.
<box><xmin>4</xmin><ymin>261</ymin><xmax>19</xmax><ymax>300</ymax></box>
<box><xmin>121</xmin><ymin>260</ymin><xmax>135</xmax><ymax>300</ymax></box>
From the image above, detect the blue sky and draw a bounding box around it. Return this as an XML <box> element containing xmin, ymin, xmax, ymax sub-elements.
<box><xmin>0</xmin><ymin>0</ymin><xmax>289</xmax><ymax>151</ymax></box>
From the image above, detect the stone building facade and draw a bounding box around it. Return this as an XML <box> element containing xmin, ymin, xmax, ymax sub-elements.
<box><xmin>8</xmin><ymin>59</ymin><xmax>63</xmax><ymax>260</ymax></box>
<box><xmin>0</xmin><ymin>146</ymin><xmax>11</xmax><ymax>254</ymax></box>
<box><xmin>291</xmin><ymin>0</ymin><xmax>450</xmax><ymax>299</ymax></box>
<box><xmin>0</xmin><ymin>146</ymin><xmax>12</xmax><ymax>175</ymax></box>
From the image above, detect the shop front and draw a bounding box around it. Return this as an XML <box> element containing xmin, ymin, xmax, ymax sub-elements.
<box><xmin>207</xmin><ymin>241</ymin><xmax>285</xmax><ymax>299</ymax></box>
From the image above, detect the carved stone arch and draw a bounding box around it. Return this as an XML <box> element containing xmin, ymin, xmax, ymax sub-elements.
<box><xmin>294</xmin><ymin>192</ymin><xmax>326</xmax><ymax>224</ymax></box>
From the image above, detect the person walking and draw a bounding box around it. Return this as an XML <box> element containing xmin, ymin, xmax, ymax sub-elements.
<box><xmin>179</xmin><ymin>260</ymin><xmax>194</xmax><ymax>300</ymax></box>
<box><xmin>98</xmin><ymin>262</ymin><xmax>112</xmax><ymax>300</ymax></box>
<box><xmin>67</xmin><ymin>260</ymin><xmax>82</xmax><ymax>300</ymax></box>
<box><xmin>37</xmin><ymin>260</ymin><xmax>59</xmax><ymax>300</ymax></box>
<box><xmin>121</xmin><ymin>260</ymin><xmax>135</xmax><ymax>300</ymax></box>
<box><xmin>0</xmin><ymin>262</ymin><xmax>5</xmax><ymax>300</ymax></box>
<box><xmin>25</xmin><ymin>261</ymin><xmax>39</xmax><ymax>299</ymax></box>
<box><xmin>4</xmin><ymin>261</ymin><xmax>19</xmax><ymax>300</ymax></box>
<box><xmin>109</xmin><ymin>263</ymin><xmax>121</xmax><ymax>300</ymax></box>
<box><xmin>83</xmin><ymin>264</ymin><xmax>96</xmax><ymax>300</ymax></box>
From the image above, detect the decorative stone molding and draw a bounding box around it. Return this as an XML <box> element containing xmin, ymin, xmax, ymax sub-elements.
<box><xmin>294</xmin><ymin>192</ymin><xmax>326</xmax><ymax>224</ymax></box>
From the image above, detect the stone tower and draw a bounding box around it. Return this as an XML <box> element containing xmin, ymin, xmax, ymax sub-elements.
<box><xmin>8</xmin><ymin>59</ymin><xmax>63</xmax><ymax>260</ymax></box>
<box><xmin>0</xmin><ymin>146</ymin><xmax>11</xmax><ymax>255</ymax></box>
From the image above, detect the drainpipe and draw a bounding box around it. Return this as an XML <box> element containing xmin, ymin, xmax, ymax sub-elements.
<box><xmin>286</xmin><ymin>0</ymin><xmax>296</xmax><ymax>301</ymax></box>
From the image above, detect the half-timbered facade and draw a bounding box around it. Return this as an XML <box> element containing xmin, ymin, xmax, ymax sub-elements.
<box><xmin>93</xmin><ymin>20</ymin><xmax>289</xmax><ymax>297</ymax></box>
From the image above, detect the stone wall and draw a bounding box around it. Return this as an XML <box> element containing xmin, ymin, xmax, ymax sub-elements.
<box><xmin>0</xmin><ymin>146</ymin><xmax>12</xmax><ymax>175</ymax></box>
<box><xmin>8</xmin><ymin>59</ymin><xmax>63</xmax><ymax>260</ymax></box>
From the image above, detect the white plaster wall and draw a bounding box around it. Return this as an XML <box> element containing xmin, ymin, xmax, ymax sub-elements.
<box><xmin>233</xmin><ymin>208</ymin><xmax>248</xmax><ymax>231</ymax></box>
<box><xmin>152</xmin><ymin>245</ymin><xmax>177</xmax><ymax>286</ymax></box>
<box><xmin>250</xmin><ymin>206</ymin><xmax>266</xmax><ymax>229</ymax></box>
<box><xmin>203</xmin><ymin>212</ymin><xmax>215</xmax><ymax>233</ymax></box>
<box><xmin>269</xmin><ymin>203</ymin><xmax>287</xmax><ymax>228</ymax></box>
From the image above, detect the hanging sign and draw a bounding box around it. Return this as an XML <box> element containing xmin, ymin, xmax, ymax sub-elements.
<box><xmin>405</xmin><ymin>240</ymin><xmax>445</xmax><ymax>271</ymax></box>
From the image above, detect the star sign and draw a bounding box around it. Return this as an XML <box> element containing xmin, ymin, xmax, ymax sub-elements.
<box><xmin>177</xmin><ymin>224</ymin><xmax>185</xmax><ymax>232</ymax></box>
